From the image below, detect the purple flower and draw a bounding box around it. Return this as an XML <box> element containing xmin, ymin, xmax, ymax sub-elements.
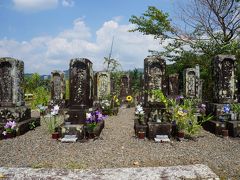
<box><xmin>176</xmin><ymin>95</ymin><xmax>184</xmax><ymax>100</ymax></box>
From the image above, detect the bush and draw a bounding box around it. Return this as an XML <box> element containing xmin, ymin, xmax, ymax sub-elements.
<box><xmin>31</xmin><ymin>87</ymin><xmax>50</xmax><ymax>109</ymax></box>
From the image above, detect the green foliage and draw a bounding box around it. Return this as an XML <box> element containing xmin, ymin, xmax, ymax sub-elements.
<box><xmin>42</xmin><ymin>115</ymin><xmax>62</xmax><ymax>134</ymax></box>
<box><xmin>129</xmin><ymin>6</ymin><xmax>173</xmax><ymax>39</ymax></box>
<box><xmin>65</xmin><ymin>79</ymin><xmax>70</xmax><ymax>100</ymax></box>
<box><xmin>150</xmin><ymin>90</ymin><xmax>211</xmax><ymax>136</ymax></box>
<box><xmin>29</xmin><ymin>121</ymin><xmax>36</xmax><ymax>130</ymax></box>
<box><xmin>231</xmin><ymin>103</ymin><xmax>240</xmax><ymax>114</ymax></box>
<box><xmin>129</xmin><ymin>68</ymin><xmax>143</xmax><ymax>95</ymax></box>
<box><xmin>129</xmin><ymin>2</ymin><xmax>240</xmax><ymax>100</ymax></box>
<box><xmin>104</xmin><ymin>57</ymin><xmax>121</xmax><ymax>72</ymax></box>
<box><xmin>31</xmin><ymin>87</ymin><xmax>50</xmax><ymax>109</ymax></box>
<box><xmin>110</xmin><ymin>71</ymin><xmax>124</xmax><ymax>97</ymax></box>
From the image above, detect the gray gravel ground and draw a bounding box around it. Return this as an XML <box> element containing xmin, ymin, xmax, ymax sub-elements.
<box><xmin>0</xmin><ymin>107</ymin><xmax>240</xmax><ymax>179</ymax></box>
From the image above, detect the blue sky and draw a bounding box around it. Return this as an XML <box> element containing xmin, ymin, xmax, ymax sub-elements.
<box><xmin>0</xmin><ymin>0</ymin><xmax>187</xmax><ymax>74</ymax></box>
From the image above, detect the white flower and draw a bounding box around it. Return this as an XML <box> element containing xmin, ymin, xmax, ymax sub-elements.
<box><xmin>2</xmin><ymin>131</ymin><xmax>6</xmax><ymax>136</ymax></box>
<box><xmin>86</xmin><ymin>113</ymin><xmax>92</xmax><ymax>119</ymax></box>
<box><xmin>139</xmin><ymin>111</ymin><xmax>144</xmax><ymax>115</ymax></box>
<box><xmin>135</xmin><ymin>111</ymin><xmax>139</xmax><ymax>115</ymax></box>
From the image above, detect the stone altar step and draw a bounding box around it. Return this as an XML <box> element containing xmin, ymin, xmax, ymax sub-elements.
<box><xmin>61</xmin><ymin>135</ymin><xmax>78</xmax><ymax>143</ymax></box>
<box><xmin>0</xmin><ymin>164</ymin><xmax>219</xmax><ymax>179</ymax></box>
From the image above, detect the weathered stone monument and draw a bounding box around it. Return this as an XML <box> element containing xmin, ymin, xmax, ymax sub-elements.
<box><xmin>51</xmin><ymin>70</ymin><xmax>65</xmax><ymax>105</ymax></box>
<box><xmin>213</xmin><ymin>55</ymin><xmax>238</xmax><ymax>103</ymax></box>
<box><xmin>120</xmin><ymin>74</ymin><xmax>131</xmax><ymax>99</ymax></box>
<box><xmin>134</xmin><ymin>56</ymin><xmax>171</xmax><ymax>139</ymax></box>
<box><xmin>183</xmin><ymin>65</ymin><xmax>202</xmax><ymax>99</ymax></box>
<box><xmin>0</xmin><ymin>57</ymin><xmax>40</xmax><ymax>137</ymax></box>
<box><xmin>68</xmin><ymin>58</ymin><xmax>93</xmax><ymax>123</ymax></box>
<box><xmin>168</xmin><ymin>73</ymin><xmax>179</xmax><ymax>97</ymax></box>
<box><xmin>205</xmin><ymin>55</ymin><xmax>240</xmax><ymax>137</ymax></box>
<box><xmin>61</xmin><ymin>58</ymin><xmax>94</xmax><ymax>140</ymax></box>
<box><xmin>144</xmin><ymin>55</ymin><xmax>167</xmax><ymax>106</ymax></box>
<box><xmin>94</xmin><ymin>71</ymin><xmax>111</xmax><ymax>100</ymax></box>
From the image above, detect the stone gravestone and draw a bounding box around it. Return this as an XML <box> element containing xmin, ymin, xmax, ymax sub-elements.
<box><xmin>0</xmin><ymin>57</ymin><xmax>40</xmax><ymax>137</ymax></box>
<box><xmin>120</xmin><ymin>74</ymin><xmax>130</xmax><ymax>99</ymax></box>
<box><xmin>213</xmin><ymin>55</ymin><xmax>237</xmax><ymax>103</ymax></box>
<box><xmin>205</xmin><ymin>55</ymin><xmax>240</xmax><ymax>137</ymax></box>
<box><xmin>168</xmin><ymin>73</ymin><xmax>179</xmax><ymax>97</ymax></box>
<box><xmin>0</xmin><ymin>58</ymin><xmax>24</xmax><ymax>107</ymax></box>
<box><xmin>144</xmin><ymin>55</ymin><xmax>167</xmax><ymax>107</ymax></box>
<box><xmin>68</xmin><ymin>58</ymin><xmax>93</xmax><ymax>123</ymax></box>
<box><xmin>183</xmin><ymin>65</ymin><xmax>202</xmax><ymax>99</ymax></box>
<box><xmin>51</xmin><ymin>70</ymin><xmax>65</xmax><ymax>105</ymax></box>
<box><xmin>138</xmin><ymin>56</ymin><xmax>171</xmax><ymax>139</ymax></box>
<box><xmin>94</xmin><ymin>71</ymin><xmax>111</xmax><ymax>100</ymax></box>
<box><xmin>61</xmin><ymin>58</ymin><xmax>94</xmax><ymax>140</ymax></box>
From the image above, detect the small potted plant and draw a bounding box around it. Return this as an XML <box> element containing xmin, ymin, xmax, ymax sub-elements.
<box><xmin>2</xmin><ymin>120</ymin><xmax>16</xmax><ymax>139</ymax></box>
<box><xmin>43</xmin><ymin>105</ymin><xmax>60</xmax><ymax>139</ymax></box>
<box><xmin>85</xmin><ymin>110</ymin><xmax>106</xmax><ymax>138</ymax></box>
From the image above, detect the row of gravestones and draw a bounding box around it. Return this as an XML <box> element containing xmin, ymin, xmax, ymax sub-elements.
<box><xmin>143</xmin><ymin>55</ymin><xmax>203</xmax><ymax>107</ymax></box>
<box><xmin>0</xmin><ymin>57</ymin><xmax>131</xmax><ymax>139</ymax></box>
<box><xmin>51</xmin><ymin>65</ymin><xmax>131</xmax><ymax>106</ymax></box>
<box><xmin>138</xmin><ymin>54</ymin><xmax>240</xmax><ymax>138</ymax></box>
<box><xmin>1</xmin><ymin>54</ymin><xmax>239</xmax><ymax>139</ymax></box>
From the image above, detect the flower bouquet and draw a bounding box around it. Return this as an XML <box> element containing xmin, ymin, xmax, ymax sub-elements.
<box><xmin>2</xmin><ymin>120</ymin><xmax>16</xmax><ymax>138</ymax></box>
<box><xmin>85</xmin><ymin>110</ymin><xmax>106</xmax><ymax>138</ymax></box>
<box><xmin>135</xmin><ymin>104</ymin><xmax>145</xmax><ymax>124</ymax></box>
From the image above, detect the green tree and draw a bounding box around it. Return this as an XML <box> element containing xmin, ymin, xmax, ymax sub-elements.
<box><xmin>129</xmin><ymin>0</ymin><xmax>240</xmax><ymax>58</ymax></box>
<box><xmin>129</xmin><ymin>68</ymin><xmax>143</xmax><ymax>95</ymax></box>
<box><xmin>129</xmin><ymin>0</ymin><xmax>240</xmax><ymax>100</ymax></box>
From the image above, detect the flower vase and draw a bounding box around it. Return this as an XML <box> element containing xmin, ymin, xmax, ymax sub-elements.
<box><xmin>177</xmin><ymin>131</ymin><xmax>185</xmax><ymax>139</ymax></box>
<box><xmin>138</xmin><ymin>131</ymin><xmax>145</xmax><ymax>139</ymax></box>
<box><xmin>5</xmin><ymin>132</ymin><xmax>15</xmax><ymax>139</ymax></box>
<box><xmin>52</xmin><ymin>132</ymin><xmax>60</xmax><ymax>139</ymax></box>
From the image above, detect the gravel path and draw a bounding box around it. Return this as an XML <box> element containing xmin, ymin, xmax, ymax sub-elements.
<box><xmin>0</xmin><ymin>107</ymin><xmax>240</xmax><ymax>179</ymax></box>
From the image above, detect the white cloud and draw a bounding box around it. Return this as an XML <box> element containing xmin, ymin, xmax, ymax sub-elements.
<box><xmin>13</xmin><ymin>0</ymin><xmax>58</xmax><ymax>12</ymax></box>
<box><xmin>62</xmin><ymin>0</ymin><xmax>74</xmax><ymax>7</ymax></box>
<box><xmin>0</xmin><ymin>18</ymin><xmax>164</xmax><ymax>74</ymax></box>
<box><xmin>12</xmin><ymin>0</ymin><xmax>74</xmax><ymax>12</ymax></box>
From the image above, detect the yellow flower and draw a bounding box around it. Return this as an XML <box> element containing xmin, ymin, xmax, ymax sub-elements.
<box><xmin>113</xmin><ymin>95</ymin><xmax>117</xmax><ymax>100</ymax></box>
<box><xmin>126</xmin><ymin>95</ymin><xmax>133</xmax><ymax>102</ymax></box>
<box><xmin>177</xmin><ymin>110</ymin><xmax>187</xmax><ymax>117</ymax></box>
<box><xmin>115</xmin><ymin>98</ymin><xmax>119</xmax><ymax>103</ymax></box>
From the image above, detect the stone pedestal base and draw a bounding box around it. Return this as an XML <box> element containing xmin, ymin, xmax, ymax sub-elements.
<box><xmin>0</xmin><ymin>106</ymin><xmax>31</xmax><ymax>123</ymax></box>
<box><xmin>147</xmin><ymin>122</ymin><xmax>172</xmax><ymax>139</ymax></box>
<box><xmin>203</xmin><ymin>120</ymin><xmax>226</xmax><ymax>135</ymax></box>
<box><xmin>0</xmin><ymin>117</ymin><xmax>40</xmax><ymax>140</ymax></box>
<box><xmin>226</xmin><ymin>121</ymin><xmax>240</xmax><ymax>137</ymax></box>
<box><xmin>206</xmin><ymin>103</ymin><xmax>231</xmax><ymax>117</ymax></box>
<box><xmin>134</xmin><ymin>119</ymin><xmax>148</xmax><ymax>137</ymax></box>
<box><xmin>60</xmin><ymin>124</ymin><xmax>84</xmax><ymax>139</ymax></box>
<box><xmin>67</xmin><ymin>109</ymin><xmax>87</xmax><ymax>124</ymax></box>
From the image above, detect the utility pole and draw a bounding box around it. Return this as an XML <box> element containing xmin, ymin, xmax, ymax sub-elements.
<box><xmin>106</xmin><ymin>36</ymin><xmax>114</xmax><ymax>71</ymax></box>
